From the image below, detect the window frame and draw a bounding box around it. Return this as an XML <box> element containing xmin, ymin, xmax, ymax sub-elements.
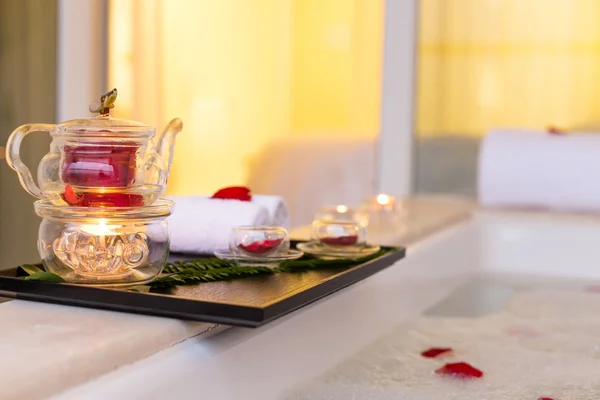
<box><xmin>376</xmin><ymin>0</ymin><xmax>418</xmax><ymax>197</ymax></box>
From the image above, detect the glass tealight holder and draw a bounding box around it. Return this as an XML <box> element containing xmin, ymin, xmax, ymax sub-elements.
<box><xmin>34</xmin><ymin>199</ymin><xmax>173</xmax><ymax>286</ymax></box>
<box><xmin>230</xmin><ymin>226</ymin><xmax>290</xmax><ymax>257</ymax></box>
<box><xmin>360</xmin><ymin>194</ymin><xmax>406</xmax><ymax>244</ymax></box>
<box><xmin>314</xmin><ymin>205</ymin><xmax>369</xmax><ymax>227</ymax></box>
<box><xmin>311</xmin><ymin>220</ymin><xmax>367</xmax><ymax>248</ymax></box>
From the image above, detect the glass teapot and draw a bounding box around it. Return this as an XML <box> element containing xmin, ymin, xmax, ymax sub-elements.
<box><xmin>5</xmin><ymin>89</ymin><xmax>183</xmax><ymax>207</ymax></box>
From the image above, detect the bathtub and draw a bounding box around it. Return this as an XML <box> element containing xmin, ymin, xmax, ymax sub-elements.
<box><xmin>51</xmin><ymin>209</ymin><xmax>600</xmax><ymax>399</ymax></box>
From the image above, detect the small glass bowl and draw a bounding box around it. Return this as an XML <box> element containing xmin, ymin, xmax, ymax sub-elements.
<box><xmin>229</xmin><ymin>226</ymin><xmax>290</xmax><ymax>257</ymax></box>
<box><xmin>311</xmin><ymin>220</ymin><xmax>367</xmax><ymax>248</ymax></box>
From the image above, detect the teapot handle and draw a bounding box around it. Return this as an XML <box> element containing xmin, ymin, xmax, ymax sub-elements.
<box><xmin>5</xmin><ymin>123</ymin><xmax>59</xmax><ymax>198</ymax></box>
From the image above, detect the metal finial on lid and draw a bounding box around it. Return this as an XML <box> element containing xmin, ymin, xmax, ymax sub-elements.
<box><xmin>89</xmin><ymin>88</ymin><xmax>118</xmax><ymax>116</ymax></box>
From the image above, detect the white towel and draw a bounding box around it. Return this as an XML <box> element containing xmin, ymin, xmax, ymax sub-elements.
<box><xmin>172</xmin><ymin>194</ymin><xmax>290</xmax><ymax>228</ymax></box>
<box><xmin>166</xmin><ymin>197</ymin><xmax>270</xmax><ymax>254</ymax></box>
<box><xmin>478</xmin><ymin>129</ymin><xmax>600</xmax><ymax>212</ymax></box>
<box><xmin>250</xmin><ymin>195</ymin><xmax>290</xmax><ymax>228</ymax></box>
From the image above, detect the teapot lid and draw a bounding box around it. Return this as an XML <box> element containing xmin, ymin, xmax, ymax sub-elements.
<box><xmin>59</xmin><ymin>115</ymin><xmax>153</xmax><ymax>135</ymax></box>
<box><xmin>58</xmin><ymin>88</ymin><xmax>154</xmax><ymax>136</ymax></box>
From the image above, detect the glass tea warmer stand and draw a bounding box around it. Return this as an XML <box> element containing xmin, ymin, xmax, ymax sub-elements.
<box><xmin>5</xmin><ymin>89</ymin><xmax>183</xmax><ymax>286</ymax></box>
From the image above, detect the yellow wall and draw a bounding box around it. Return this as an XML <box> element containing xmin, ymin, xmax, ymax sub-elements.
<box><xmin>109</xmin><ymin>0</ymin><xmax>383</xmax><ymax>194</ymax></box>
<box><xmin>161</xmin><ymin>0</ymin><xmax>292</xmax><ymax>195</ymax></box>
<box><xmin>417</xmin><ymin>0</ymin><xmax>600</xmax><ymax>138</ymax></box>
<box><xmin>291</xmin><ymin>0</ymin><xmax>383</xmax><ymax>137</ymax></box>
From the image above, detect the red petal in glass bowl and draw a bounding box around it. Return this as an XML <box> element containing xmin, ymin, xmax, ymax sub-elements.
<box><xmin>421</xmin><ymin>347</ymin><xmax>453</xmax><ymax>358</ymax></box>
<box><xmin>239</xmin><ymin>239</ymin><xmax>283</xmax><ymax>255</ymax></box>
<box><xmin>435</xmin><ymin>362</ymin><xmax>483</xmax><ymax>379</ymax></box>
<box><xmin>211</xmin><ymin>186</ymin><xmax>252</xmax><ymax>201</ymax></box>
<box><xmin>319</xmin><ymin>235</ymin><xmax>358</xmax><ymax>246</ymax></box>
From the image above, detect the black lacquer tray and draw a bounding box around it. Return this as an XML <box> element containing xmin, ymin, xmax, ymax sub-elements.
<box><xmin>0</xmin><ymin>243</ymin><xmax>405</xmax><ymax>327</ymax></box>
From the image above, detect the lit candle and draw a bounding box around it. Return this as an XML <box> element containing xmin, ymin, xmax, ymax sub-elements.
<box><xmin>335</xmin><ymin>204</ymin><xmax>349</xmax><ymax>214</ymax></box>
<box><xmin>315</xmin><ymin>204</ymin><xmax>361</xmax><ymax>222</ymax></box>
<box><xmin>80</xmin><ymin>218</ymin><xmax>113</xmax><ymax>236</ymax></box>
<box><xmin>376</xmin><ymin>194</ymin><xmax>390</xmax><ymax>205</ymax></box>
<box><xmin>374</xmin><ymin>193</ymin><xmax>397</xmax><ymax>211</ymax></box>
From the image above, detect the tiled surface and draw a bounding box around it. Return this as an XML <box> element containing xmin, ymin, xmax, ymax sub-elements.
<box><xmin>0</xmin><ymin>300</ymin><xmax>220</xmax><ymax>400</ymax></box>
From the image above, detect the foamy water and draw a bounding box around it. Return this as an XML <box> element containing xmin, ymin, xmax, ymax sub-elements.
<box><xmin>285</xmin><ymin>285</ymin><xmax>600</xmax><ymax>399</ymax></box>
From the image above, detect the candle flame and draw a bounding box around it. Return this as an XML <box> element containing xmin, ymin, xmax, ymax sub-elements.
<box><xmin>80</xmin><ymin>219</ymin><xmax>114</xmax><ymax>236</ymax></box>
<box><xmin>336</xmin><ymin>205</ymin><xmax>349</xmax><ymax>213</ymax></box>
<box><xmin>376</xmin><ymin>194</ymin><xmax>390</xmax><ymax>205</ymax></box>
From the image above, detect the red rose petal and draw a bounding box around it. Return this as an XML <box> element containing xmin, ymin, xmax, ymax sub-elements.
<box><xmin>239</xmin><ymin>239</ymin><xmax>283</xmax><ymax>255</ymax></box>
<box><xmin>584</xmin><ymin>285</ymin><xmax>600</xmax><ymax>293</ymax></box>
<box><xmin>547</xmin><ymin>126</ymin><xmax>564</xmax><ymax>135</ymax></box>
<box><xmin>319</xmin><ymin>235</ymin><xmax>358</xmax><ymax>246</ymax></box>
<box><xmin>421</xmin><ymin>347</ymin><xmax>453</xmax><ymax>358</ymax></box>
<box><xmin>538</xmin><ymin>398</ymin><xmax>554</xmax><ymax>400</ymax></box>
<box><xmin>435</xmin><ymin>362</ymin><xmax>483</xmax><ymax>379</ymax></box>
<box><xmin>211</xmin><ymin>186</ymin><xmax>252</xmax><ymax>201</ymax></box>
<box><xmin>63</xmin><ymin>185</ymin><xmax>83</xmax><ymax>206</ymax></box>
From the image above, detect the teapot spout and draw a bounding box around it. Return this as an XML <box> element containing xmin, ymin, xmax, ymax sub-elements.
<box><xmin>156</xmin><ymin>118</ymin><xmax>183</xmax><ymax>177</ymax></box>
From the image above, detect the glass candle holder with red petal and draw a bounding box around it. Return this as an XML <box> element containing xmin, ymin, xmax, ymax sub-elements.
<box><xmin>311</xmin><ymin>220</ymin><xmax>366</xmax><ymax>248</ymax></box>
<box><xmin>230</xmin><ymin>226</ymin><xmax>290</xmax><ymax>257</ymax></box>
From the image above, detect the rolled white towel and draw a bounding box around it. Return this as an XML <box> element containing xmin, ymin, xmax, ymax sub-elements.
<box><xmin>166</xmin><ymin>197</ymin><xmax>270</xmax><ymax>254</ymax></box>
<box><xmin>248</xmin><ymin>195</ymin><xmax>290</xmax><ymax>228</ymax></box>
<box><xmin>180</xmin><ymin>194</ymin><xmax>290</xmax><ymax>228</ymax></box>
<box><xmin>478</xmin><ymin>129</ymin><xmax>600</xmax><ymax>212</ymax></box>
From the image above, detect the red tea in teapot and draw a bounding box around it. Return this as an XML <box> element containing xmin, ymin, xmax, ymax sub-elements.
<box><xmin>62</xmin><ymin>184</ymin><xmax>144</xmax><ymax>207</ymax></box>
<box><xmin>60</xmin><ymin>141</ymin><xmax>143</xmax><ymax>207</ymax></box>
<box><xmin>61</xmin><ymin>143</ymin><xmax>138</xmax><ymax>188</ymax></box>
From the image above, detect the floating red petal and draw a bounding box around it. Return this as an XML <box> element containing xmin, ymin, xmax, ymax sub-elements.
<box><xmin>421</xmin><ymin>347</ymin><xmax>453</xmax><ymax>358</ymax></box>
<box><xmin>435</xmin><ymin>362</ymin><xmax>483</xmax><ymax>378</ymax></box>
